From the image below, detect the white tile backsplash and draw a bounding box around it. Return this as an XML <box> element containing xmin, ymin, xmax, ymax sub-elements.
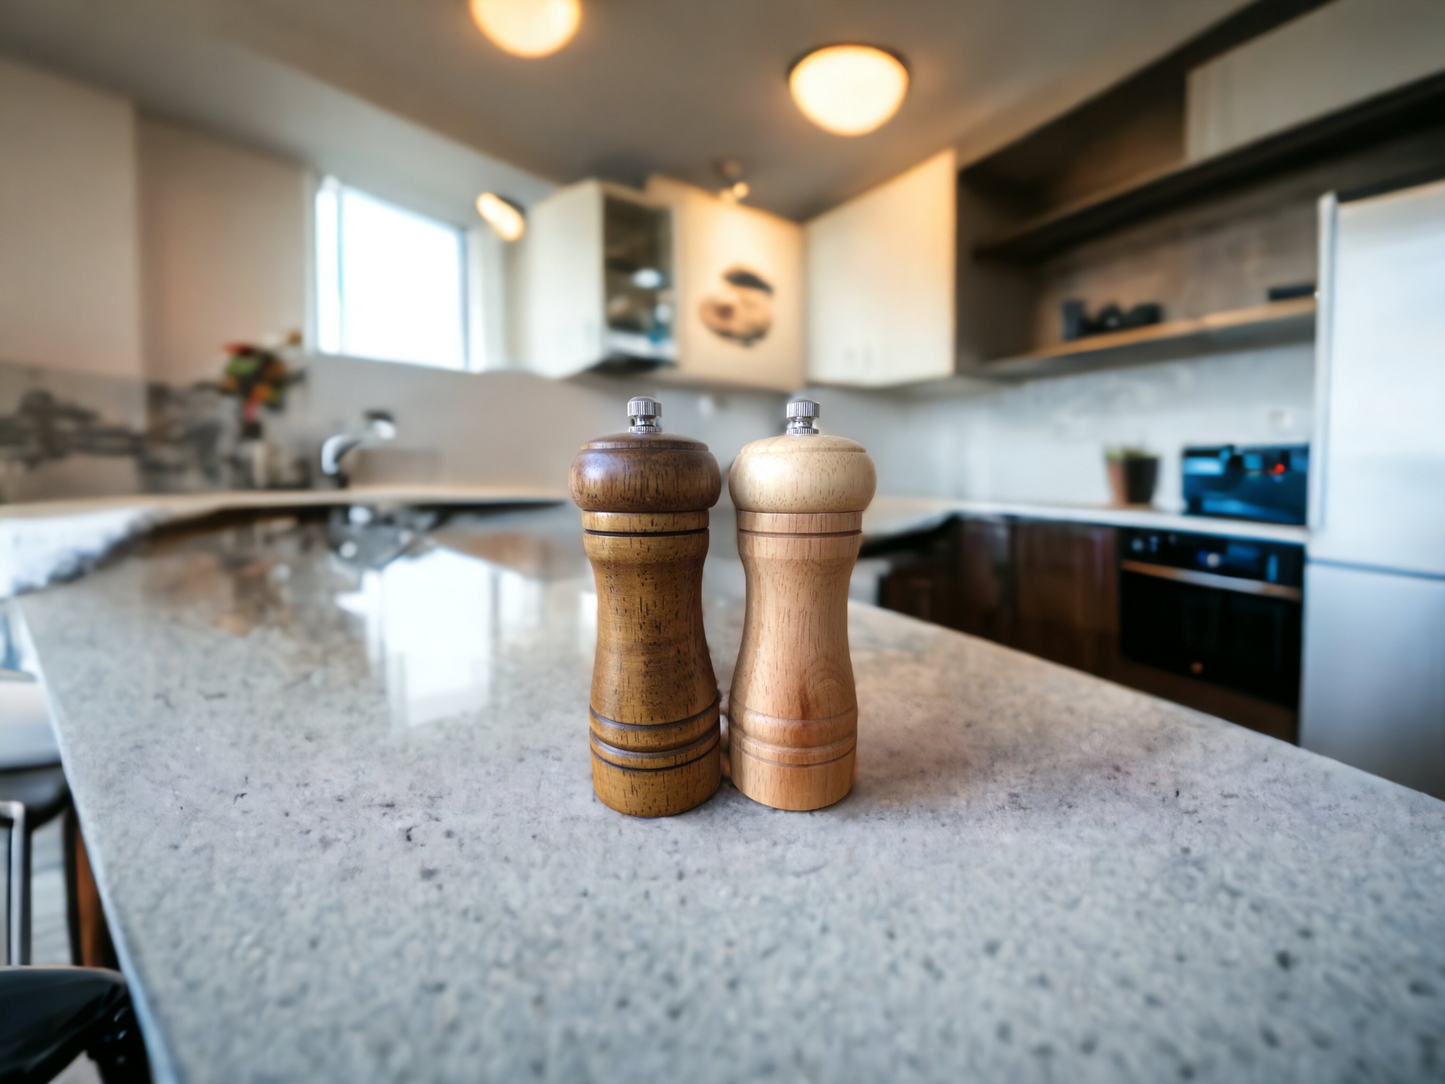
<box><xmin>809</xmin><ymin>342</ymin><xmax>1315</xmax><ymax>510</ymax></box>
<box><xmin>270</xmin><ymin>355</ymin><xmax>788</xmax><ymax>492</ymax></box>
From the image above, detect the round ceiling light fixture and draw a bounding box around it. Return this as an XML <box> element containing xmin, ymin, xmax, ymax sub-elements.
<box><xmin>788</xmin><ymin>44</ymin><xmax>909</xmax><ymax>136</ymax></box>
<box><xmin>469</xmin><ymin>0</ymin><xmax>581</xmax><ymax>58</ymax></box>
<box><xmin>477</xmin><ymin>193</ymin><xmax>526</xmax><ymax>241</ymax></box>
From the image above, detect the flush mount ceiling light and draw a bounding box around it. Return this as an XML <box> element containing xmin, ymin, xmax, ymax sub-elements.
<box><xmin>469</xmin><ymin>0</ymin><xmax>581</xmax><ymax>58</ymax></box>
<box><xmin>789</xmin><ymin>44</ymin><xmax>909</xmax><ymax>136</ymax></box>
<box><xmin>477</xmin><ymin>193</ymin><xmax>525</xmax><ymax>241</ymax></box>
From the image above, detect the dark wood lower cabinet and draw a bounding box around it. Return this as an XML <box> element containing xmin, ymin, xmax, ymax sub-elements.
<box><xmin>1011</xmin><ymin>520</ymin><xmax>1117</xmax><ymax>677</ymax></box>
<box><xmin>873</xmin><ymin>514</ymin><xmax>1297</xmax><ymax>741</ymax></box>
<box><xmin>955</xmin><ymin>517</ymin><xmax>1016</xmax><ymax>645</ymax></box>
<box><xmin>875</xmin><ymin>517</ymin><xmax>1014</xmax><ymax>642</ymax></box>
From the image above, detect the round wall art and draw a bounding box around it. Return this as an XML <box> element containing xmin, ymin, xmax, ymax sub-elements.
<box><xmin>698</xmin><ymin>266</ymin><xmax>774</xmax><ymax>347</ymax></box>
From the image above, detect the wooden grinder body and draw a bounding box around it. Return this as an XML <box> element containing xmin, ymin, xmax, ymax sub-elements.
<box><xmin>728</xmin><ymin>433</ymin><xmax>877</xmax><ymax>810</ymax></box>
<box><xmin>571</xmin><ymin>431</ymin><xmax>722</xmax><ymax>817</ymax></box>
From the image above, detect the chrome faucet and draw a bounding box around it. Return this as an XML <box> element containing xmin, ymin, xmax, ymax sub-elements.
<box><xmin>320</xmin><ymin>410</ymin><xmax>396</xmax><ymax>488</ymax></box>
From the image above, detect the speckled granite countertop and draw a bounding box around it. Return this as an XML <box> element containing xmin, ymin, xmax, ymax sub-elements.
<box><xmin>15</xmin><ymin>505</ymin><xmax>1441</xmax><ymax>1084</ymax></box>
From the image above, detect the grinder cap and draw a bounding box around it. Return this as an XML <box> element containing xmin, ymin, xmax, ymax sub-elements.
<box><xmin>570</xmin><ymin>398</ymin><xmax>721</xmax><ymax>513</ymax></box>
<box><xmin>728</xmin><ymin>399</ymin><xmax>876</xmax><ymax>514</ymax></box>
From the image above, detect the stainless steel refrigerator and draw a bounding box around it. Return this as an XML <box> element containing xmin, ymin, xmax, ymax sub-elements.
<box><xmin>1301</xmin><ymin>178</ymin><xmax>1445</xmax><ymax>799</ymax></box>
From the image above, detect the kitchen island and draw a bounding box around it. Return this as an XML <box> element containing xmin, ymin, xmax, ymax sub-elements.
<box><xmin>13</xmin><ymin>503</ymin><xmax>1443</xmax><ymax>1083</ymax></box>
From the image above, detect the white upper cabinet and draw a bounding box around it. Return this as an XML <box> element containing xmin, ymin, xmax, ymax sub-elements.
<box><xmin>646</xmin><ymin>176</ymin><xmax>805</xmax><ymax>392</ymax></box>
<box><xmin>0</xmin><ymin>58</ymin><xmax>144</xmax><ymax>380</ymax></box>
<box><xmin>520</xmin><ymin>175</ymin><xmax>803</xmax><ymax>388</ymax></box>
<box><xmin>805</xmin><ymin>150</ymin><xmax>956</xmax><ymax>387</ymax></box>
<box><xmin>520</xmin><ymin>179</ymin><xmax>678</xmax><ymax>378</ymax></box>
<box><xmin>520</xmin><ymin>179</ymin><xmax>606</xmax><ymax>378</ymax></box>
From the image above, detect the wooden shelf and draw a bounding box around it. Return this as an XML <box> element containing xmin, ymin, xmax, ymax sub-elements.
<box><xmin>975</xmin><ymin>298</ymin><xmax>1315</xmax><ymax>380</ymax></box>
<box><xmin>971</xmin><ymin>71</ymin><xmax>1445</xmax><ymax>263</ymax></box>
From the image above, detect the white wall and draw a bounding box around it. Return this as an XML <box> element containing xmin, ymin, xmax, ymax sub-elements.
<box><xmin>810</xmin><ymin>342</ymin><xmax>1316</xmax><ymax>510</ymax></box>
<box><xmin>0</xmin><ymin>56</ymin><xmax>143</xmax><ymax>378</ymax></box>
<box><xmin>138</xmin><ymin>117</ymin><xmax>309</xmax><ymax>385</ymax></box>
<box><xmin>806</xmin><ymin>150</ymin><xmax>956</xmax><ymax>387</ymax></box>
<box><xmin>271</xmin><ymin>354</ymin><xmax>786</xmax><ymax>492</ymax></box>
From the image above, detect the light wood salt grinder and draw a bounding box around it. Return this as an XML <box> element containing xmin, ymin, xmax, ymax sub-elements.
<box><xmin>570</xmin><ymin>396</ymin><xmax>724</xmax><ymax>817</ymax></box>
<box><xmin>727</xmin><ymin>398</ymin><xmax>877</xmax><ymax>811</ymax></box>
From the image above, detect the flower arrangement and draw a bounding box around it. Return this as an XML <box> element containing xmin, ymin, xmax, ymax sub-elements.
<box><xmin>217</xmin><ymin>335</ymin><xmax>303</xmax><ymax>435</ymax></box>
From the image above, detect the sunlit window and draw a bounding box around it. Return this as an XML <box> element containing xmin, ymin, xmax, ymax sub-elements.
<box><xmin>315</xmin><ymin>178</ymin><xmax>468</xmax><ymax>369</ymax></box>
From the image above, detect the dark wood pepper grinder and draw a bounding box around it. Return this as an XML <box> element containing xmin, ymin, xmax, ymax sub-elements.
<box><xmin>727</xmin><ymin>398</ymin><xmax>877</xmax><ymax>811</ymax></box>
<box><xmin>570</xmin><ymin>396</ymin><xmax>724</xmax><ymax>817</ymax></box>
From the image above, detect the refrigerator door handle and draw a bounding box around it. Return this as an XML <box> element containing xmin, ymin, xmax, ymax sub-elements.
<box><xmin>1309</xmin><ymin>191</ymin><xmax>1338</xmax><ymax>534</ymax></box>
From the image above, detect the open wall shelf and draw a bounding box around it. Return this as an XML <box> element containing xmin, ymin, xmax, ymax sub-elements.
<box><xmin>977</xmin><ymin>298</ymin><xmax>1315</xmax><ymax>381</ymax></box>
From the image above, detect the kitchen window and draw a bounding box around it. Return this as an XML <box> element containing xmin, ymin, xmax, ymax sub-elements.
<box><xmin>315</xmin><ymin>177</ymin><xmax>469</xmax><ymax>370</ymax></box>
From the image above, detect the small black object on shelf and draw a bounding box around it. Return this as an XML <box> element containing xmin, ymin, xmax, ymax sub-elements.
<box><xmin>1061</xmin><ymin>300</ymin><xmax>1164</xmax><ymax>341</ymax></box>
<box><xmin>1267</xmin><ymin>282</ymin><xmax>1315</xmax><ymax>302</ymax></box>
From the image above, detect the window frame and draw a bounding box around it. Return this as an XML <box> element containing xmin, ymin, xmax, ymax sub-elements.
<box><xmin>311</xmin><ymin>176</ymin><xmax>474</xmax><ymax>372</ymax></box>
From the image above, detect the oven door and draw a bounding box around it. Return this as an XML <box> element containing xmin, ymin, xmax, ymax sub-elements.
<box><xmin>1119</xmin><ymin>567</ymin><xmax>1302</xmax><ymax>706</ymax></box>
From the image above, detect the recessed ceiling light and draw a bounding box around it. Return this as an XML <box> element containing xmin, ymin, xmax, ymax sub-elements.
<box><xmin>470</xmin><ymin>0</ymin><xmax>581</xmax><ymax>59</ymax></box>
<box><xmin>789</xmin><ymin>45</ymin><xmax>909</xmax><ymax>137</ymax></box>
<box><xmin>477</xmin><ymin>193</ymin><xmax>526</xmax><ymax>241</ymax></box>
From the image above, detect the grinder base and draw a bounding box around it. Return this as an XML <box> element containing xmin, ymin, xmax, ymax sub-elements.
<box><xmin>589</xmin><ymin>700</ymin><xmax>722</xmax><ymax>817</ymax></box>
<box><xmin>727</xmin><ymin>701</ymin><xmax>857</xmax><ymax>811</ymax></box>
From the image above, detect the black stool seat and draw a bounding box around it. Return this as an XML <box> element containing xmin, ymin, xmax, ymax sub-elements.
<box><xmin>0</xmin><ymin>966</ymin><xmax>150</xmax><ymax>1083</ymax></box>
<box><xmin>0</xmin><ymin>766</ymin><xmax>69</xmax><ymax>829</ymax></box>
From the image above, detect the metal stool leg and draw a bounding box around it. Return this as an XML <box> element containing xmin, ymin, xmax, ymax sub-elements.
<box><xmin>65</xmin><ymin>804</ymin><xmax>82</xmax><ymax>966</ymax></box>
<box><xmin>1</xmin><ymin>799</ymin><xmax>28</xmax><ymax>965</ymax></box>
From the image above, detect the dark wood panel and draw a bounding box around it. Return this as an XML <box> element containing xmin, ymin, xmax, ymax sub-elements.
<box><xmin>1012</xmin><ymin>520</ymin><xmax>1118</xmax><ymax>676</ymax></box>
<box><xmin>950</xmin><ymin>517</ymin><xmax>1015</xmax><ymax>645</ymax></box>
<box><xmin>875</xmin><ymin>517</ymin><xmax>1016</xmax><ymax>645</ymax></box>
<box><xmin>878</xmin><ymin>566</ymin><xmax>959</xmax><ymax>630</ymax></box>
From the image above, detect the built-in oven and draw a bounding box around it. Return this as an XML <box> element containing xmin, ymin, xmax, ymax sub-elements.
<box><xmin>1118</xmin><ymin>529</ymin><xmax>1304</xmax><ymax>707</ymax></box>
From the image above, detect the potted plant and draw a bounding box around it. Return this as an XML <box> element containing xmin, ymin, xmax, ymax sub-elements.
<box><xmin>1105</xmin><ymin>447</ymin><xmax>1159</xmax><ymax>506</ymax></box>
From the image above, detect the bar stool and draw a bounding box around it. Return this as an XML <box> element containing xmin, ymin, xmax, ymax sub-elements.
<box><xmin>0</xmin><ymin>668</ymin><xmax>76</xmax><ymax>965</ymax></box>
<box><xmin>1</xmin><ymin>803</ymin><xmax>151</xmax><ymax>1083</ymax></box>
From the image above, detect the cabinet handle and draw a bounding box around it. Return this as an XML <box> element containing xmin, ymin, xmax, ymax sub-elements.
<box><xmin>1120</xmin><ymin>560</ymin><xmax>1301</xmax><ymax>601</ymax></box>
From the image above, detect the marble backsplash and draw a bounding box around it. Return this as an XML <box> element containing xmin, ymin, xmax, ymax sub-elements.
<box><xmin>0</xmin><ymin>359</ymin><xmax>150</xmax><ymax>503</ymax></box>
<box><xmin>0</xmin><ymin>355</ymin><xmax>791</xmax><ymax>504</ymax></box>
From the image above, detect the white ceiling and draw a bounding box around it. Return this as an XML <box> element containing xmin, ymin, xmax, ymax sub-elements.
<box><xmin>0</xmin><ymin>0</ymin><xmax>1249</xmax><ymax>221</ymax></box>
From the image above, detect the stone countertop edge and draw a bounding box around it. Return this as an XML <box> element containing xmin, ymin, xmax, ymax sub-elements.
<box><xmin>1</xmin><ymin>488</ymin><xmax>1306</xmax><ymax>599</ymax></box>
<box><xmin>0</xmin><ymin>489</ymin><xmax>1309</xmax><ymax>543</ymax></box>
<box><xmin>0</xmin><ymin>486</ymin><xmax>567</xmax><ymax>597</ymax></box>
